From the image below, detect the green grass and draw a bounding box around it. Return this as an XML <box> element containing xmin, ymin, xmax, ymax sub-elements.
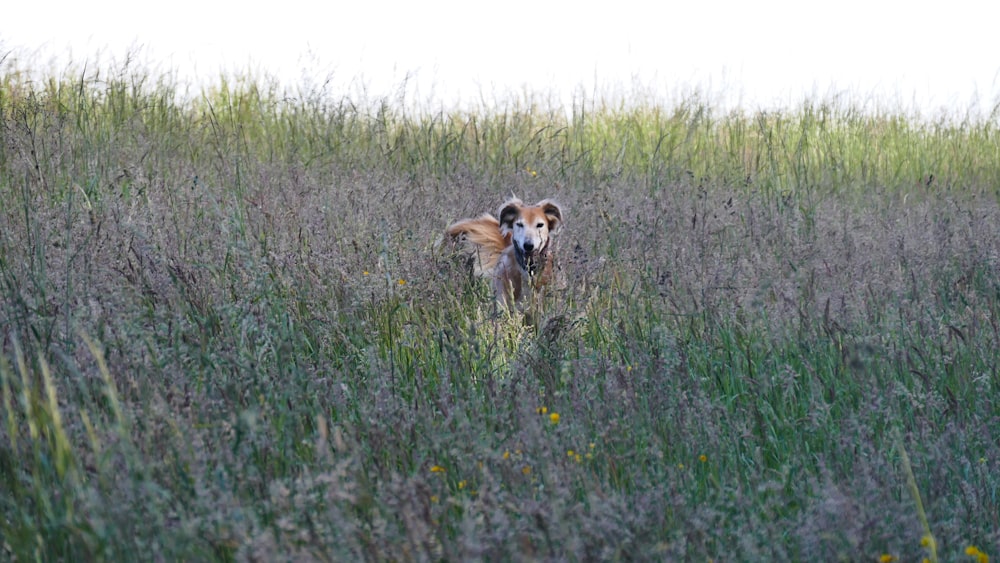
<box><xmin>2</xmin><ymin>55</ymin><xmax>1000</xmax><ymax>561</ymax></box>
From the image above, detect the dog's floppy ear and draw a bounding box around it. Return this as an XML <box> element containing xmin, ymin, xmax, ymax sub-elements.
<box><xmin>537</xmin><ymin>199</ymin><xmax>563</xmax><ymax>232</ymax></box>
<box><xmin>497</xmin><ymin>198</ymin><xmax>523</xmax><ymax>235</ymax></box>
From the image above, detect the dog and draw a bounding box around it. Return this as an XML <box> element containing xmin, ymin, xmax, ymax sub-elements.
<box><xmin>445</xmin><ymin>198</ymin><xmax>563</xmax><ymax>309</ymax></box>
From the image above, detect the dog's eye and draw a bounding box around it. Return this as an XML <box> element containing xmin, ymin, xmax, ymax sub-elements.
<box><xmin>536</xmin><ymin>223</ymin><xmax>545</xmax><ymax>229</ymax></box>
<box><xmin>515</xmin><ymin>221</ymin><xmax>524</xmax><ymax>228</ymax></box>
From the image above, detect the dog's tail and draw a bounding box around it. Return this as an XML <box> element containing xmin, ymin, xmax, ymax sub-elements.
<box><xmin>445</xmin><ymin>214</ymin><xmax>509</xmax><ymax>277</ymax></box>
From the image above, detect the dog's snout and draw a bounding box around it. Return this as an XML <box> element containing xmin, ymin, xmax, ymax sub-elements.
<box><xmin>522</xmin><ymin>241</ymin><xmax>535</xmax><ymax>254</ymax></box>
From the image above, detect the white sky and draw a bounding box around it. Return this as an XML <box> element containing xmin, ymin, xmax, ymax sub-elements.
<box><xmin>3</xmin><ymin>0</ymin><xmax>999</xmax><ymax>116</ymax></box>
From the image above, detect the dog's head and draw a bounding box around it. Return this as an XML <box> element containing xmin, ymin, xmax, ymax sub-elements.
<box><xmin>498</xmin><ymin>198</ymin><xmax>563</xmax><ymax>274</ymax></box>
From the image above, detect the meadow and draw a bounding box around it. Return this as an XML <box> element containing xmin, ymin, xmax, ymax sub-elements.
<box><xmin>1</xmin><ymin>57</ymin><xmax>999</xmax><ymax>561</ymax></box>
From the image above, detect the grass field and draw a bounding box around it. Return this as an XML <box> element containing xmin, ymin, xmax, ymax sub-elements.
<box><xmin>1</xmin><ymin>57</ymin><xmax>999</xmax><ymax>561</ymax></box>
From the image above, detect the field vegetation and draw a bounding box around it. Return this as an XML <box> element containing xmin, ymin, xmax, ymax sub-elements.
<box><xmin>1</xmin><ymin>54</ymin><xmax>999</xmax><ymax>560</ymax></box>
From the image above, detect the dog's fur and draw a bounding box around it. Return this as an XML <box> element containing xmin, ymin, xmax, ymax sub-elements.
<box><xmin>446</xmin><ymin>198</ymin><xmax>563</xmax><ymax>308</ymax></box>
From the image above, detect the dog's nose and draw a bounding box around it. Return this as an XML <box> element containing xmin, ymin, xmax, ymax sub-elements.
<box><xmin>522</xmin><ymin>241</ymin><xmax>534</xmax><ymax>254</ymax></box>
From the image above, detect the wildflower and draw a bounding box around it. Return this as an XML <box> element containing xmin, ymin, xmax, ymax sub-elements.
<box><xmin>430</xmin><ymin>495</ymin><xmax>439</xmax><ymax>503</ymax></box>
<box><xmin>879</xmin><ymin>555</ymin><xmax>897</xmax><ymax>563</ymax></box>
<box><xmin>919</xmin><ymin>534</ymin><xmax>937</xmax><ymax>561</ymax></box>
<box><xmin>699</xmin><ymin>454</ymin><xmax>708</xmax><ymax>463</ymax></box>
<box><xmin>363</xmin><ymin>271</ymin><xmax>370</xmax><ymax>275</ymax></box>
<box><xmin>567</xmin><ymin>449</ymin><xmax>575</xmax><ymax>457</ymax></box>
<box><xmin>398</xmin><ymin>279</ymin><xmax>406</xmax><ymax>285</ymax></box>
<box><xmin>549</xmin><ymin>412</ymin><xmax>560</xmax><ymax>424</ymax></box>
<box><xmin>536</xmin><ymin>406</ymin><xmax>548</xmax><ymax>415</ymax></box>
<box><xmin>458</xmin><ymin>480</ymin><xmax>467</xmax><ymax>490</ymax></box>
<box><xmin>678</xmin><ymin>463</ymin><xmax>685</xmax><ymax>469</ymax></box>
<box><xmin>574</xmin><ymin>453</ymin><xmax>582</xmax><ymax>463</ymax></box>
<box><xmin>966</xmin><ymin>546</ymin><xmax>989</xmax><ymax>563</ymax></box>
<box><xmin>430</xmin><ymin>465</ymin><xmax>446</xmax><ymax>474</ymax></box>
<box><xmin>522</xmin><ymin>465</ymin><xmax>531</xmax><ymax>475</ymax></box>
<box><xmin>503</xmin><ymin>450</ymin><xmax>511</xmax><ymax>460</ymax></box>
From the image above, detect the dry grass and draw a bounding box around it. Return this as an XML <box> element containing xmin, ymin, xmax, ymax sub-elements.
<box><xmin>1</xmin><ymin>55</ymin><xmax>999</xmax><ymax>561</ymax></box>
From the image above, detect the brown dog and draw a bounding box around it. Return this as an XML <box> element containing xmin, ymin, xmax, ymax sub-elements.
<box><xmin>446</xmin><ymin>198</ymin><xmax>563</xmax><ymax>308</ymax></box>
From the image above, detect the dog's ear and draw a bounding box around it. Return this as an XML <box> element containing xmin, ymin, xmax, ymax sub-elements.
<box><xmin>498</xmin><ymin>198</ymin><xmax>523</xmax><ymax>234</ymax></box>
<box><xmin>537</xmin><ymin>200</ymin><xmax>563</xmax><ymax>232</ymax></box>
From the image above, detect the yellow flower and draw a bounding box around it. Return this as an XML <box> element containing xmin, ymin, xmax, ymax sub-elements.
<box><xmin>502</xmin><ymin>450</ymin><xmax>510</xmax><ymax>460</ymax></box>
<box><xmin>536</xmin><ymin>406</ymin><xmax>548</xmax><ymax>415</ymax></box>
<box><xmin>699</xmin><ymin>454</ymin><xmax>708</xmax><ymax>463</ymax></box>
<box><xmin>522</xmin><ymin>465</ymin><xmax>531</xmax><ymax>475</ymax></box>
<box><xmin>549</xmin><ymin>412</ymin><xmax>560</xmax><ymax>424</ymax></box>
<box><xmin>574</xmin><ymin>453</ymin><xmax>582</xmax><ymax>463</ymax></box>
<box><xmin>398</xmin><ymin>279</ymin><xmax>406</xmax><ymax>285</ymax></box>
<box><xmin>430</xmin><ymin>495</ymin><xmax>439</xmax><ymax>503</ymax></box>
<box><xmin>878</xmin><ymin>554</ymin><xmax>896</xmax><ymax>563</ymax></box>
<box><xmin>966</xmin><ymin>546</ymin><xmax>989</xmax><ymax>563</ymax></box>
<box><xmin>677</xmin><ymin>463</ymin><xmax>685</xmax><ymax>469</ymax></box>
<box><xmin>430</xmin><ymin>465</ymin><xmax>446</xmax><ymax>473</ymax></box>
<box><xmin>363</xmin><ymin>270</ymin><xmax>370</xmax><ymax>276</ymax></box>
<box><xmin>458</xmin><ymin>480</ymin><xmax>466</xmax><ymax>490</ymax></box>
<box><xmin>920</xmin><ymin>534</ymin><xmax>934</xmax><ymax>549</ymax></box>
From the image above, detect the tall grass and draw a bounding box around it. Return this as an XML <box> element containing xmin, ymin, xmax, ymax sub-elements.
<box><xmin>1</xmin><ymin>56</ymin><xmax>999</xmax><ymax>560</ymax></box>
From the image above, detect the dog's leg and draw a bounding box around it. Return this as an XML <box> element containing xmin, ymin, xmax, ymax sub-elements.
<box><xmin>494</xmin><ymin>254</ymin><xmax>524</xmax><ymax>311</ymax></box>
<box><xmin>495</xmin><ymin>275</ymin><xmax>512</xmax><ymax>310</ymax></box>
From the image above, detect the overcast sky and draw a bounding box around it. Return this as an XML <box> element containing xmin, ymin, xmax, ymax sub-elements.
<box><xmin>3</xmin><ymin>0</ymin><xmax>998</xmax><ymax>116</ymax></box>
